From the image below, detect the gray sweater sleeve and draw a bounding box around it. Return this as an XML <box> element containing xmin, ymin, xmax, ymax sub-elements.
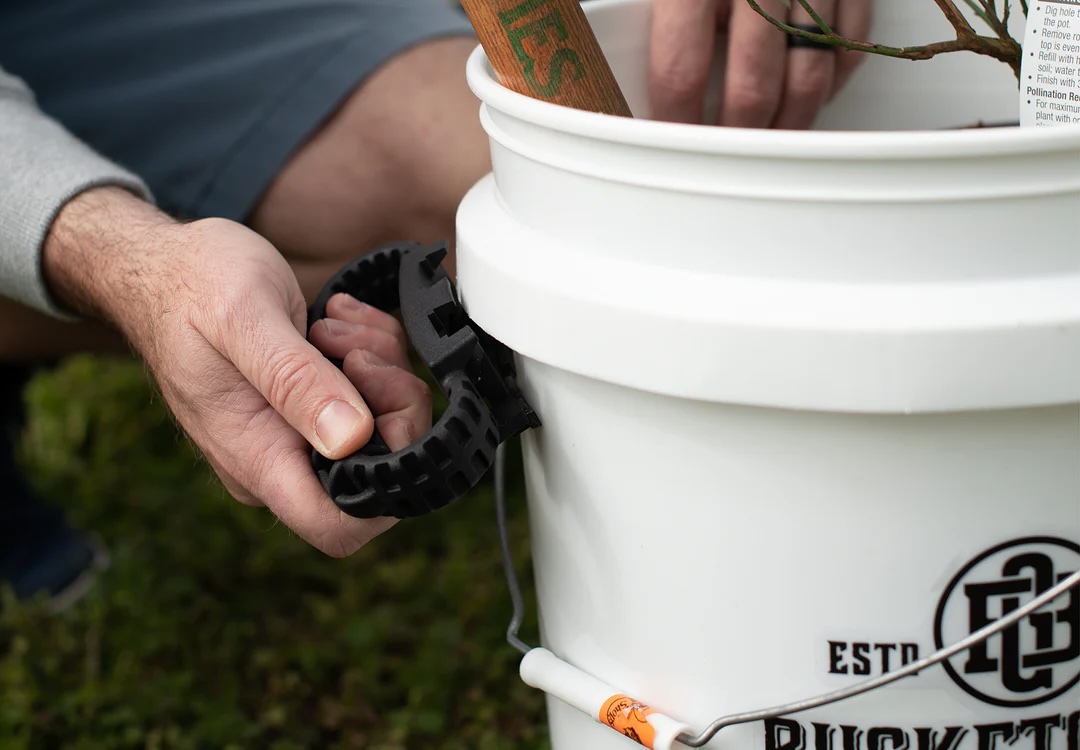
<box><xmin>0</xmin><ymin>66</ymin><xmax>153</xmax><ymax>318</ymax></box>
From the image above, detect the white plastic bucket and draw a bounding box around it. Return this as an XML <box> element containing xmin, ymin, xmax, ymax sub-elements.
<box><xmin>454</xmin><ymin>0</ymin><xmax>1080</xmax><ymax>747</ymax></box>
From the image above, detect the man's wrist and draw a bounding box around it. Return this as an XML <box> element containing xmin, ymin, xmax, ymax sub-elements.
<box><xmin>42</xmin><ymin>185</ymin><xmax>177</xmax><ymax>334</ymax></box>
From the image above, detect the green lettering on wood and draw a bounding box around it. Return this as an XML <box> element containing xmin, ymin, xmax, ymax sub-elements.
<box><xmin>497</xmin><ymin>0</ymin><xmax>551</xmax><ymax>26</ymax></box>
<box><xmin>499</xmin><ymin>0</ymin><xmax>586</xmax><ymax>97</ymax></box>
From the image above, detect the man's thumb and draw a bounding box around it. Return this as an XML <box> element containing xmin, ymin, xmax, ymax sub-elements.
<box><xmin>231</xmin><ymin>318</ymin><xmax>375</xmax><ymax>459</ymax></box>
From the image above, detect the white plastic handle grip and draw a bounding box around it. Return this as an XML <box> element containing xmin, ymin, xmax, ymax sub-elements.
<box><xmin>519</xmin><ymin>648</ymin><xmax>692</xmax><ymax>750</ymax></box>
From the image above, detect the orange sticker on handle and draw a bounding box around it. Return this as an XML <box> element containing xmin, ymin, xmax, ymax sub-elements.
<box><xmin>599</xmin><ymin>694</ymin><xmax>657</xmax><ymax>748</ymax></box>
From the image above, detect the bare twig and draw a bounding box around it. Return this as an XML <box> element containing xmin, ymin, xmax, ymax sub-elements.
<box><xmin>976</xmin><ymin>0</ymin><xmax>1012</xmax><ymax>39</ymax></box>
<box><xmin>931</xmin><ymin>0</ymin><xmax>979</xmax><ymax>38</ymax></box>
<box><xmin>796</xmin><ymin>0</ymin><xmax>833</xmax><ymax>34</ymax></box>
<box><xmin>959</xmin><ymin>0</ymin><xmax>997</xmax><ymax>30</ymax></box>
<box><xmin>958</xmin><ymin>0</ymin><xmax>998</xmax><ymax>30</ymax></box>
<box><xmin>745</xmin><ymin>0</ymin><xmax>1023</xmax><ymax>81</ymax></box>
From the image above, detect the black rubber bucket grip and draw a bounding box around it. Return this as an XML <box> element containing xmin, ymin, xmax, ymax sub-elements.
<box><xmin>306</xmin><ymin>241</ymin><xmax>539</xmax><ymax>519</ymax></box>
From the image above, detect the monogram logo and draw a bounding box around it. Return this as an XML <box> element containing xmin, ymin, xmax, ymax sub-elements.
<box><xmin>934</xmin><ymin>537</ymin><xmax>1079</xmax><ymax>707</ymax></box>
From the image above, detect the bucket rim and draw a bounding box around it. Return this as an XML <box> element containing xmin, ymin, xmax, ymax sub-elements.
<box><xmin>465</xmin><ymin>0</ymin><xmax>1080</xmax><ymax>161</ymax></box>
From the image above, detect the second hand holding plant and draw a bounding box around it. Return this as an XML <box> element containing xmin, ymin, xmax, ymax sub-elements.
<box><xmin>750</xmin><ymin>0</ymin><xmax>1025</xmax><ymax>80</ymax></box>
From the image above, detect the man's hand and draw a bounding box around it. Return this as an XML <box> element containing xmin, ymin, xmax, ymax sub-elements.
<box><xmin>43</xmin><ymin>187</ymin><xmax>430</xmax><ymax>556</ymax></box>
<box><xmin>649</xmin><ymin>0</ymin><xmax>872</xmax><ymax>128</ymax></box>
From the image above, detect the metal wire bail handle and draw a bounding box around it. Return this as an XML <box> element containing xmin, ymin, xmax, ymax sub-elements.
<box><xmin>495</xmin><ymin>446</ymin><xmax>1080</xmax><ymax>749</ymax></box>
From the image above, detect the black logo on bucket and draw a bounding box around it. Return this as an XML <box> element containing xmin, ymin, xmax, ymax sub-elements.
<box><xmin>934</xmin><ymin>536</ymin><xmax>1079</xmax><ymax>707</ymax></box>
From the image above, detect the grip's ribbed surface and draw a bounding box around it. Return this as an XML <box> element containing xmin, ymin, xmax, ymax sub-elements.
<box><xmin>312</xmin><ymin>373</ymin><xmax>501</xmax><ymax>518</ymax></box>
<box><xmin>306</xmin><ymin>242</ymin><xmax>534</xmax><ymax>520</ymax></box>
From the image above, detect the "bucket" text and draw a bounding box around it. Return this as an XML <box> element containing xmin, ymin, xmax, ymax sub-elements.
<box><xmin>764</xmin><ymin>713</ymin><xmax>1080</xmax><ymax>750</ymax></box>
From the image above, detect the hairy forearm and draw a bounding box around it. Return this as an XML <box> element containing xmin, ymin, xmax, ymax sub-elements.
<box><xmin>41</xmin><ymin>186</ymin><xmax>178</xmax><ymax>340</ymax></box>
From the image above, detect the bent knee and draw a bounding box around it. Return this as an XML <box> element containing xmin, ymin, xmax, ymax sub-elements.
<box><xmin>249</xmin><ymin>37</ymin><xmax>489</xmax><ymax>271</ymax></box>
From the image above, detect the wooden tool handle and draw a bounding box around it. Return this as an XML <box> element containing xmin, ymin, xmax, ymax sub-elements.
<box><xmin>459</xmin><ymin>0</ymin><xmax>633</xmax><ymax>117</ymax></box>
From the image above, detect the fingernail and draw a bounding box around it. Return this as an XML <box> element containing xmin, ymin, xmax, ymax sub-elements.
<box><xmin>322</xmin><ymin>318</ymin><xmax>352</xmax><ymax>337</ymax></box>
<box><xmin>337</xmin><ymin>295</ymin><xmax>365</xmax><ymax>312</ymax></box>
<box><xmin>316</xmin><ymin>400</ymin><xmax>365</xmax><ymax>453</ymax></box>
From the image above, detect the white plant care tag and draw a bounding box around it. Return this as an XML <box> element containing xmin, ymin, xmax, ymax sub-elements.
<box><xmin>1020</xmin><ymin>0</ymin><xmax>1080</xmax><ymax>126</ymax></box>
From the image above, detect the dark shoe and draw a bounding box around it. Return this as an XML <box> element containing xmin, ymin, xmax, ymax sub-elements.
<box><xmin>3</xmin><ymin>525</ymin><xmax>110</xmax><ymax>613</ymax></box>
<box><xmin>0</xmin><ymin>363</ymin><xmax>108</xmax><ymax>612</ymax></box>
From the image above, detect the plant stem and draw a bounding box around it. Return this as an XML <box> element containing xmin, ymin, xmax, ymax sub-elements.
<box><xmin>958</xmin><ymin>0</ymin><xmax>998</xmax><ymax>32</ymax></box>
<box><xmin>796</xmin><ymin>0</ymin><xmax>833</xmax><ymax>33</ymax></box>
<box><xmin>931</xmin><ymin>0</ymin><xmax>979</xmax><ymax>38</ymax></box>
<box><xmin>744</xmin><ymin>0</ymin><xmax>1023</xmax><ymax>82</ymax></box>
<box><xmin>976</xmin><ymin>0</ymin><xmax>1012</xmax><ymax>40</ymax></box>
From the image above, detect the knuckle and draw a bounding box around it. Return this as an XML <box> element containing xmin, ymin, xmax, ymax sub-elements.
<box><xmin>205</xmin><ymin>279</ymin><xmax>255</xmax><ymax>337</ymax></box>
<box><xmin>651</xmin><ymin>55</ymin><xmax>709</xmax><ymax>103</ymax></box>
<box><xmin>263</xmin><ymin>346</ymin><xmax>319</xmax><ymax>410</ymax></box>
<box><xmin>190</xmin><ymin>216</ymin><xmax>236</xmax><ymax>236</ymax></box>
<box><xmin>725</xmin><ymin>81</ymin><xmax>780</xmax><ymax>122</ymax></box>
<box><xmin>787</xmin><ymin>62</ymin><xmax>833</xmax><ymax>103</ymax></box>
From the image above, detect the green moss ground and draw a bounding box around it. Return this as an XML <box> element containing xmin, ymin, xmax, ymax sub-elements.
<box><xmin>0</xmin><ymin>356</ymin><xmax>548</xmax><ymax>749</ymax></box>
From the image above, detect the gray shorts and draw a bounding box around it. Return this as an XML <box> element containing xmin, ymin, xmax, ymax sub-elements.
<box><xmin>0</xmin><ymin>0</ymin><xmax>475</xmax><ymax>221</ymax></box>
